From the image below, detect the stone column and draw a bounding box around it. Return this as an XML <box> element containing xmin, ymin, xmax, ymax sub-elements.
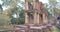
<box><xmin>30</xmin><ymin>16</ymin><xmax>33</xmax><ymax>24</ymax></box>
<box><xmin>25</xmin><ymin>13</ymin><xmax>29</xmax><ymax>24</ymax></box>
<box><xmin>37</xmin><ymin>13</ymin><xmax>40</xmax><ymax>24</ymax></box>
<box><xmin>43</xmin><ymin>13</ymin><xmax>48</xmax><ymax>24</ymax></box>
<box><xmin>25</xmin><ymin>0</ymin><xmax>29</xmax><ymax>25</ymax></box>
<box><xmin>33</xmin><ymin>0</ymin><xmax>40</xmax><ymax>25</ymax></box>
<box><xmin>34</xmin><ymin>12</ymin><xmax>40</xmax><ymax>25</ymax></box>
<box><xmin>39</xmin><ymin>14</ymin><xmax>43</xmax><ymax>24</ymax></box>
<box><xmin>34</xmin><ymin>12</ymin><xmax>37</xmax><ymax>24</ymax></box>
<box><xmin>25</xmin><ymin>0</ymin><xmax>29</xmax><ymax>10</ymax></box>
<box><xmin>45</xmin><ymin>16</ymin><xmax>48</xmax><ymax>24</ymax></box>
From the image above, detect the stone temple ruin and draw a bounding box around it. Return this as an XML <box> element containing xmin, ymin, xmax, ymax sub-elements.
<box><xmin>25</xmin><ymin>0</ymin><xmax>48</xmax><ymax>25</ymax></box>
<box><xmin>1</xmin><ymin>0</ymin><xmax>53</xmax><ymax>32</ymax></box>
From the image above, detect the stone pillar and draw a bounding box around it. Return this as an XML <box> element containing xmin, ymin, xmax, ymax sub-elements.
<box><xmin>37</xmin><ymin>13</ymin><xmax>40</xmax><ymax>24</ymax></box>
<box><xmin>25</xmin><ymin>0</ymin><xmax>29</xmax><ymax>10</ymax></box>
<box><xmin>34</xmin><ymin>12</ymin><xmax>39</xmax><ymax>25</ymax></box>
<box><xmin>25</xmin><ymin>0</ymin><xmax>29</xmax><ymax>25</ymax></box>
<box><xmin>30</xmin><ymin>16</ymin><xmax>34</xmax><ymax>24</ymax></box>
<box><xmin>25</xmin><ymin>13</ymin><xmax>29</xmax><ymax>24</ymax></box>
<box><xmin>43</xmin><ymin>13</ymin><xmax>48</xmax><ymax>24</ymax></box>
<box><xmin>33</xmin><ymin>0</ymin><xmax>40</xmax><ymax>25</ymax></box>
<box><xmin>33</xmin><ymin>0</ymin><xmax>39</xmax><ymax>9</ymax></box>
<box><xmin>34</xmin><ymin>12</ymin><xmax>37</xmax><ymax>24</ymax></box>
<box><xmin>45</xmin><ymin>16</ymin><xmax>48</xmax><ymax>24</ymax></box>
<box><xmin>39</xmin><ymin>14</ymin><xmax>43</xmax><ymax>24</ymax></box>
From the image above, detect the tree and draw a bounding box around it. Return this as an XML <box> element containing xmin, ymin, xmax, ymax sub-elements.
<box><xmin>19</xmin><ymin>9</ymin><xmax>25</xmax><ymax>24</ymax></box>
<box><xmin>0</xmin><ymin>4</ymin><xmax>3</xmax><ymax>13</ymax></box>
<box><xmin>48</xmin><ymin>0</ymin><xmax>58</xmax><ymax>16</ymax></box>
<box><xmin>10</xmin><ymin>8</ymin><xmax>25</xmax><ymax>24</ymax></box>
<box><xmin>54</xmin><ymin>8</ymin><xmax>60</xmax><ymax>14</ymax></box>
<box><xmin>7</xmin><ymin>5</ymin><xmax>25</xmax><ymax>24</ymax></box>
<box><xmin>1</xmin><ymin>0</ymin><xmax>25</xmax><ymax>24</ymax></box>
<box><xmin>1</xmin><ymin>0</ymin><xmax>25</xmax><ymax>9</ymax></box>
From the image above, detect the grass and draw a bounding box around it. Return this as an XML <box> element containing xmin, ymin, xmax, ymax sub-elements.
<box><xmin>0</xmin><ymin>25</ymin><xmax>13</xmax><ymax>30</ymax></box>
<box><xmin>0</xmin><ymin>26</ymin><xmax>4</xmax><ymax>30</ymax></box>
<box><xmin>53</xmin><ymin>26</ymin><xmax>60</xmax><ymax>32</ymax></box>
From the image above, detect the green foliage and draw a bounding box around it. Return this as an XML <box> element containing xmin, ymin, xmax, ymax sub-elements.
<box><xmin>29</xmin><ymin>0</ymin><xmax>33</xmax><ymax>2</ymax></box>
<box><xmin>48</xmin><ymin>0</ymin><xmax>57</xmax><ymax>5</ymax></box>
<box><xmin>1</xmin><ymin>0</ymin><xmax>24</xmax><ymax>8</ymax></box>
<box><xmin>54</xmin><ymin>8</ymin><xmax>60</xmax><ymax>13</ymax></box>
<box><xmin>19</xmin><ymin>9</ymin><xmax>25</xmax><ymax>18</ymax></box>
<box><xmin>1</xmin><ymin>0</ymin><xmax>13</xmax><ymax>7</ymax></box>
<box><xmin>11</xmin><ymin>18</ymin><xmax>19</xmax><ymax>24</ymax></box>
<box><xmin>0</xmin><ymin>4</ymin><xmax>3</xmax><ymax>12</ymax></box>
<box><xmin>11</xmin><ymin>18</ymin><xmax>25</xmax><ymax>24</ymax></box>
<box><xmin>48</xmin><ymin>0</ymin><xmax>58</xmax><ymax>17</ymax></box>
<box><xmin>19</xmin><ymin>9</ymin><xmax>25</xmax><ymax>24</ymax></box>
<box><xmin>9</xmin><ymin>6</ymin><xmax>25</xmax><ymax>24</ymax></box>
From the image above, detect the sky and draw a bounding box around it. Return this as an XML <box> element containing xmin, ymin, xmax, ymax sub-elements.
<box><xmin>39</xmin><ymin>0</ymin><xmax>48</xmax><ymax>3</ymax></box>
<box><xmin>0</xmin><ymin>0</ymin><xmax>3</xmax><ymax>4</ymax></box>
